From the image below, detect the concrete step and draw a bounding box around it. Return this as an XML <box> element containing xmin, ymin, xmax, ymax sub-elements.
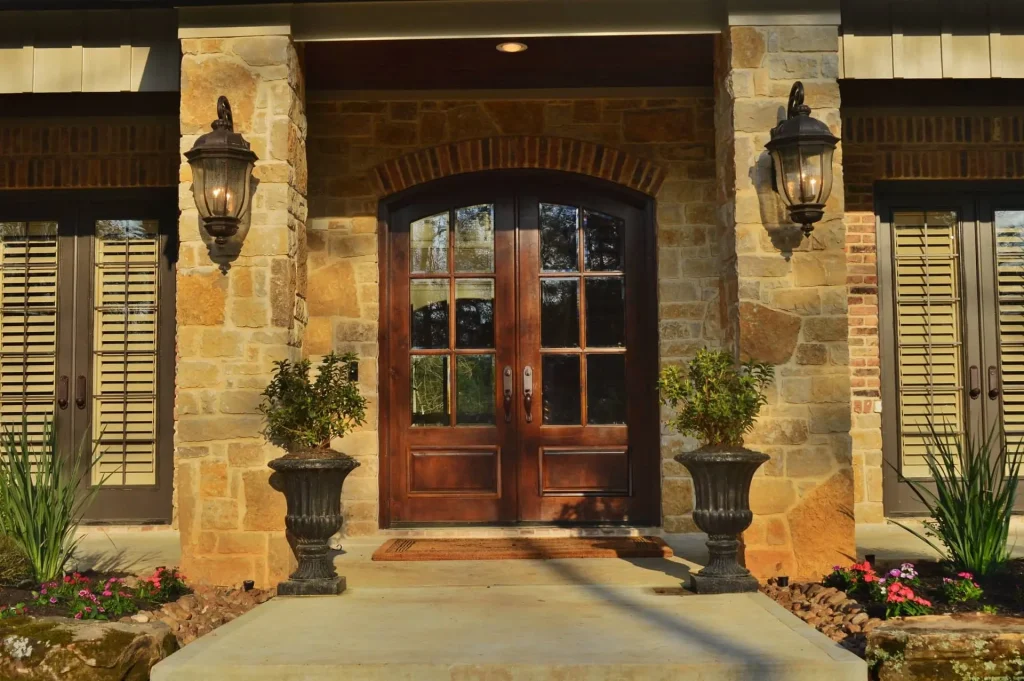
<box><xmin>153</xmin><ymin>584</ymin><xmax>866</xmax><ymax>681</ymax></box>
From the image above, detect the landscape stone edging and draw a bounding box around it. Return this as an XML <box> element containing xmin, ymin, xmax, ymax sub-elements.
<box><xmin>867</xmin><ymin>613</ymin><xmax>1024</xmax><ymax>681</ymax></box>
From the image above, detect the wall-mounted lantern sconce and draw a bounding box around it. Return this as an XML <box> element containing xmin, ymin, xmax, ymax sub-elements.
<box><xmin>765</xmin><ymin>82</ymin><xmax>839</xmax><ymax>237</ymax></box>
<box><xmin>185</xmin><ymin>96</ymin><xmax>258</xmax><ymax>250</ymax></box>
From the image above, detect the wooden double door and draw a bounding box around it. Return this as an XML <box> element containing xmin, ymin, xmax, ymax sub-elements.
<box><xmin>1</xmin><ymin>190</ymin><xmax>176</xmax><ymax>522</ymax></box>
<box><xmin>383</xmin><ymin>173</ymin><xmax>659</xmax><ymax>525</ymax></box>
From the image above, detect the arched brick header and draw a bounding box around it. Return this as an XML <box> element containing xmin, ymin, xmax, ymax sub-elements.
<box><xmin>370</xmin><ymin>135</ymin><xmax>668</xmax><ymax>198</ymax></box>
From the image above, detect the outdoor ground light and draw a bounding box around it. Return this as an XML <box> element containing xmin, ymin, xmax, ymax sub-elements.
<box><xmin>765</xmin><ymin>81</ymin><xmax>839</xmax><ymax>237</ymax></box>
<box><xmin>185</xmin><ymin>96</ymin><xmax>258</xmax><ymax>246</ymax></box>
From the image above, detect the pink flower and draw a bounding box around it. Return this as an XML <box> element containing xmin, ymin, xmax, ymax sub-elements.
<box><xmin>74</xmin><ymin>612</ymin><xmax>82</xmax><ymax>620</ymax></box>
<box><xmin>49</xmin><ymin>597</ymin><xmax>56</xmax><ymax>604</ymax></box>
<box><xmin>102</xmin><ymin>590</ymin><xmax>112</xmax><ymax>597</ymax></box>
<box><xmin>958</xmin><ymin>572</ymin><xmax>973</xmax><ymax>580</ymax></box>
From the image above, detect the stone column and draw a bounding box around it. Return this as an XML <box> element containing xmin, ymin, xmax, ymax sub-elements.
<box><xmin>715</xmin><ymin>22</ymin><xmax>854</xmax><ymax>581</ymax></box>
<box><xmin>176</xmin><ymin>33</ymin><xmax>307</xmax><ymax>587</ymax></box>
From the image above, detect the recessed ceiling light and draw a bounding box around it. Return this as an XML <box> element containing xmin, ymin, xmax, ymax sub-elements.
<box><xmin>496</xmin><ymin>41</ymin><xmax>528</xmax><ymax>54</ymax></box>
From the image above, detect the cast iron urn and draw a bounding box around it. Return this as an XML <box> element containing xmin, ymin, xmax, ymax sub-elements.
<box><xmin>675</xmin><ymin>447</ymin><xmax>769</xmax><ymax>594</ymax></box>
<box><xmin>268</xmin><ymin>451</ymin><xmax>359</xmax><ymax>596</ymax></box>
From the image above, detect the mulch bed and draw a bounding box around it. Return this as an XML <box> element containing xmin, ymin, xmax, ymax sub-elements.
<box><xmin>0</xmin><ymin>570</ymin><xmax>140</xmax><ymax>618</ymax></box>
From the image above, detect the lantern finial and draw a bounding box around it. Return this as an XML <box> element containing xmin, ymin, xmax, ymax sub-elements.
<box><xmin>786</xmin><ymin>81</ymin><xmax>810</xmax><ymax>119</ymax></box>
<box><xmin>214</xmin><ymin>96</ymin><xmax>234</xmax><ymax>132</ymax></box>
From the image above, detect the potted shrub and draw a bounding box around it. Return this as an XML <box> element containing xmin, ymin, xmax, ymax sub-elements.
<box><xmin>659</xmin><ymin>349</ymin><xmax>774</xmax><ymax>594</ymax></box>
<box><xmin>260</xmin><ymin>352</ymin><xmax>367</xmax><ymax>596</ymax></box>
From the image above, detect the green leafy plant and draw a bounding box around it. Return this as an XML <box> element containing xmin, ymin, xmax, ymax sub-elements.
<box><xmin>658</xmin><ymin>348</ymin><xmax>774</xmax><ymax>447</ymax></box>
<box><xmin>0</xmin><ymin>418</ymin><xmax>105</xmax><ymax>583</ymax></box>
<box><xmin>259</xmin><ymin>352</ymin><xmax>368</xmax><ymax>452</ymax></box>
<box><xmin>940</xmin><ymin>572</ymin><xmax>984</xmax><ymax>604</ymax></box>
<box><xmin>890</xmin><ymin>423</ymin><xmax>1021</xmax><ymax>578</ymax></box>
<box><xmin>0</xmin><ymin>534</ymin><xmax>32</xmax><ymax>586</ymax></box>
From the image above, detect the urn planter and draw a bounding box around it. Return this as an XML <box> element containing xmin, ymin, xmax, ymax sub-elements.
<box><xmin>674</xmin><ymin>446</ymin><xmax>769</xmax><ymax>594</ymax></box>
<box><xmin>268</xmin><ymin>450</ymin><xmax>359</xmax><ymax>596</ymax></box>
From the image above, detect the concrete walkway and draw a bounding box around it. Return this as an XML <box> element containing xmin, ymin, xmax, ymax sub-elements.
<box><xmin>153</xmin><ymin>584</ymin><xmax>865</xmax><ymax>681</ymax></box>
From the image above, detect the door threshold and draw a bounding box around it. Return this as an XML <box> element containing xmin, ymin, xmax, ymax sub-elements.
<box><xmin>381</xmin><ymin>525</ymin><xmax>662</xmax><ymax>539</ymax></box>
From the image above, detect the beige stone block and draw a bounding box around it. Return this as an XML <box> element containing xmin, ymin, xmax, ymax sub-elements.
<box><xmin>183</xmin><ymin>555</ymin><xmax>256</xmax><ymax>588</ymax></box>
<box><xmin>219</xmin><ymin>390</ymin><xmax>263</xmax><ymax>415</ymax></box>
<box><xmin>181</xmin><ymin>56</ymin><xmax>258</xmax><ymax>135</ymax></box>
<box><xmin>774</xmin><ymin>26</ymin><xmax>839</xmax><ymax>53</ymax></box>
<box><xmin>750</xmin><ymin>477</ymin><xmax>797</xmax><ymax>514</ymax></box>
<box><xmin>176</xmin><ymin>445</ymin><xmax>210</xmax><ymax>459</ymax></box>
<box><xmin>809</xmin><ymin>404</ymin><xmax>852</xmax><ymax>434</ymax></box>
<box><xmin>308</xmin><ymin>261</ymin><xmax>360</xmax><ymax>317</ymax></box>
<box><xmin>335</xmin><ymin>319</ymin><xmax>377</xmax><ymax>344</ymax></box>
<box><xmin>853</xmin><ymin>429</ymin><xmax>883</xmax><ymax>450</ymax></box>
<box><xmin>810</xmin><ymin>375</ymin><xmax>850</xmax><ymax>403</ymax></box>
<box><xmin>795</xmin><ymin>344</ymin><xmax>828</xmax><ymax>365</ymax></box>
<box><xmin>768</xmin><ymin>289</ymin><xmax>821</xmax><ymax>315</ymax></box>
<box><xmin>781</xmin><ymin>378</ymin><xmax>811</xmax><ymax>404</ymax></box>
<box><xmin>178</xmin><ymin>416</ymin><xmax>263</xmax><ymax>443</ymax></box>
<box><xmin>231</xmin><ymin>299</ymin><xmax>270</xmax><ymax>328</ymax></box>
<box><xmin>866</xmin><ymin>467</ymin><xmax>884</xmax><ymax>503</ymax></box>
<box><xmin>305</xmin><ymin>317</ymin><xmax>334</xmax><ymax>356</ymax></box>
<box><xmin>242</xmin><ymin>226</ymin><xmax>290</xmax><ymax>256</ymax></box>
<box><xmin>228</xmin><ymin>442</ymin><xmax>274</xmax><ymax>467</ymax></box>
<box><xmin>733</xmin><ymin>99</ymin><xmax>785</xmax><ymax>134</ymax></box>
<box><xmin>792</xmin><ymin>252</ymin><xmax>845</xmax><ymax>287</ymax></box>
<box><xmin>342</xmin><ymin>500</ymin><xmax>378</xmax><ymax>522</ymax></box>
<box><xmin>215</xmin><ymin>531</ymin><xmax>267</xmax><ymax>555</ymax></box>
<box><xmin>329</xmin><ymin>233</ymin><xmax>377</xmax><ymax>258</ymax></box>
<box><xmin>855</xmin><ymin>502</ymin><xmax>885</xmax><ymax>524</ymax></box>
<box><xmin>230</xmin><ymin>35</ymin><xmax>290</xmax><ymax>68</ymax></box>
<box><xmin>747</xmin><ymin>418</ymin><xmax>809</xmax><ymax>446</ymax></box>
<box><xmin>341</xmin><ymin>476</ymin><xmax>379</xmax><ymax>502</ymax></box>
<box><xmin>785</xmin><ymin>446</ymin><xmax>835</xmax><ymax>478</ymax></box>
<box><xmin>766</xmin><ymin>54</ymin><xmax>821</xmax><ymax>80</ymax></box>
<box><xmin>663</xmin><ymin>515</ymin><xmax>699</xmax><ymax>534</ymax></box>
<box><xmin>177</xmin><ymin>271</ymin><xmax>227</xmax><ymax>326</ymax></box>
<box><xmin>199</xmin><ymin>461</ymin><xmax>229</xmax><ymax>498</ymax></box>
<box><xmin>662</xmin><ymin>478</ymin><xmax>694</xmax><ymax>516</ymax></box>
<box><xmin>243</xmin><ymin>470</ymin><xmax>287</xmax><ymax>532</ymax></box>
<box><xmin>803</xmin><ymin>316</ymin><xmax>847</xmax><ymax>342</ymax></box>
<box><xmin>268</xmin><ymin>533</ymin><xmax>296</xmax><ymax>587</ymax></box>
<box><xmin>199</xmin><ymin>329</ymin><xmax>244</xmax><ymax>358</ymax></box>
<box><xmin>177</xmin><ymin>361</ymin><xmax>222</xmax><ymax>390</ymax></box>
<box><xmin>787</xmin><ymin>471</ymin><xmax>855</xmax><ymax>581</ymax></box>
<box><xmin>201</xmin><ymin>498</ymin><xmax>240</xmax><ymax>531</ymax></box>
<box><xmin>737</xmin><ymin>255</ymin><xmax>790</xmax><ymax>278</ymax></box>
<box><xmin>731</xmin><ymin>27</ymin><xmax>767</xmax><ymax>68</ymax></box>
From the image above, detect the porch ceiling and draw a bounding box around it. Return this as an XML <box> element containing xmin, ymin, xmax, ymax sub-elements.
<box><xmin>304</xmin><ymin>35</ymin><xmax>715</xmax><ymax>91</ymax></box>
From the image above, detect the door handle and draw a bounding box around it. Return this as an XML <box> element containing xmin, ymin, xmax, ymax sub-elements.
<box><xmin>523</xmin><ymin>366</ymin><xmax>533</xmax><ymax>423</ymax></box>
<box><xmin>969</xmin><ymin>365</ymin><xmax>981</xmax><ymax>399</ymax></box>
<box><xmin>989</xmin><ymin>366</ymin><xmax>1001</xmax><ymax>400</ymax></box>
<box><xmin>502</xmin><ymin>366</ymin><xmax>513</xmax><ymax>423</ymax></box>
<box><xmin>75</xmin><ymin>375</ymin><xmax>87</xmax><ymax>409</ymax></box>
<box><xmin>57</xmin><ymin>376</ymin><xmax>69</xmax><ymax>409</ymax></box>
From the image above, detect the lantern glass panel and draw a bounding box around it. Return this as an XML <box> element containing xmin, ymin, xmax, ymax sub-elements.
<box><xmin>775</xmin><ymin>145</ymin><xmax>802</xmax><ymax>208</ymax></box>
<box><xmin>799</xmin><ymin>150</ymin><xmax>823</xmax><ymax>203</ymax></box>
<box><xmin>818</xmin><ymin>145</ymin><xmax>835</xmax><ymax>205</ymax></box>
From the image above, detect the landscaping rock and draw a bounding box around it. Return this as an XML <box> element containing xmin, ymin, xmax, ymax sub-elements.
<box><xmin>133</xmin><ymin>584</ymin><xmax>273</xmax><ymax>646</ymax></box>
<box><xmin>762</xmin><ymin>579</ymin><xmax>884</xmax><ymax>657</ymax></box>
<box><xmin>867</xmin><ymin>613</ymin><xmax>1024</xmax><ymax>681</ymax></box>
<box><xmin>0</xmin><ymin>616</ymin><xmax>176</xmax><ymax>680</ymax></box>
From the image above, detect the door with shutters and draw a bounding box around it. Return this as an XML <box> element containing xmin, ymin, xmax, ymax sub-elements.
<box><xmin>0</xmin><ymin>190</ymin><xmax>176</xmax><ymax>523</ymax></box>
<box><xmin>879</xmin><ymin>184</ymin><xmax>1024</xmax><ymax>515</ymax></box>
<box><xmin>382</xmin><ymin>172</ymin><xmax>659</xmax><ymax>526</ymax></box>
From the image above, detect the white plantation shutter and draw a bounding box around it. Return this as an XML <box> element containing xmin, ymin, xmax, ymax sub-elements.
<box><xmin>995</xmin><ymin>210</ymin><xmax>1024</xmax><ymax>462</ymax></box>
<box><xmin>0</xmin><ymin>222</ymin><xmax>59</xmax><ymax>443</ymax></box>
<box><xmin>892</xmin><ymin>211</ymin><xmax>964</xmax><ymax>478</ymax></box>
<box><xmin>92</xmin><ymin>220</ymin><xmax>159</xmax><ymax>486</ymax></box>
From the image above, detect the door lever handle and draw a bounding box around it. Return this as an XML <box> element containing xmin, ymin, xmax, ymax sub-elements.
<box><xmin>502</xmin><ymin>366</ymin><xmax>513</xmax><ymax>423</ymax></box>
<box><xmin>989</xmin><ymin>365</ymin><xmax>1001</xmax><ymax>400</ymax></box>
<box><xmin>969</xmin><ymin>365</ymin><xmax>981</xmax><ymax>399</ymax></box>
<box><xmin>523</xmin><ymin>366</ymin><xmax>534</xmax><ymax>423</ymax></box>
<box><xmin>57</xmin><ymin>376</ymin><xmax>69</xmax><ymax>409</ymax></box>
<box><xmin>75</xmin><ymin>375</ymin><xmax>87</xmax><ymax>409</ymax></box>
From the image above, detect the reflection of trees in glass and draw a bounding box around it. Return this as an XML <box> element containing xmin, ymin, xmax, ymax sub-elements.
<box><xmin>454</xmin><ymin>205</ymin><xmax>495</xmax><ymax>273</ymax></box>
<box><xmin>540</xmin><ymin>204</ymin><xmax>579</xmax><ymax>272</ymax></box>
<box><xmin>411</xmin><ymin>213</ymin><xmax>449</xmax><ymax>273</ymax></box>
<box><xmin>584</xmin><ymin>277</ymin><xmax>625</xmax><ymax>347</ymax></box>
<box><xmin>587</xmin><ymin>354</ymin><xmax>626</xmax><ymax>424</ymax></box>
<box><xmin>456</xmin><ymin>355</ymin><xmax>494</xmax><ymax>424</ymax></box>
<box><xmin>98</xmin><ymin>220</ymin><xmax>154</xmax><ymax>241</ymax></box>
<box><xmin>540</xmin><ymin>279</ymin><xmax>579</xmax><ymax>348</ymax></box>
<box><xmin>411</xmin><ymin>356</ymin><xmax>448</xmax><ymax>425</ymax></box>
<box><xmin>541</xmin><ymin>354</ymin><xmax>581</xmax><ymax>425</ymax></box>
<box><xmin>411</xmin><ymin>300</ymin><xmax>449</xmax><ymax>349</ymax></box>
<box><xmin>583</xmin><ymin>209</ymin><xmax>623</xmax><ymax>271</ymax></box>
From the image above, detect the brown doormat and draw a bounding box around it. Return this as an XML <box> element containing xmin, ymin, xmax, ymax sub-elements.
<box><xmin>371</xmin><ymin>536</ymin><xmax>673</xmax><ymax>561</ymax></box>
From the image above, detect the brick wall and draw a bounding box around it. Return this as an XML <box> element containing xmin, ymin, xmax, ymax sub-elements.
<box><xmin>0</xmin><ymin>118</ymin><xmax>178</xmax><ymax>189</ymax></box>
<box><xmin>843</xmin><ymin>109</ymin><xmax>1024</xmax><ymax>522</ymax></box>
<box><xmin>305</xmin><ymin>94</ymin><xmax>721</xmax><ymax>535</ymax></box>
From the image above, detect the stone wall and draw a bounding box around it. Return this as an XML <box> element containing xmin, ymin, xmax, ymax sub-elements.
<box><xmin>715</xmin><ymin>25</ymin><xmax>855</xmax><ymax>581</ymax></box>
<box><xmin>176</xmin><ymin>35</ymin><xmax>307</xmax><ymax>587</ymax></box>
<box><xmin>842</xmin><ymin>109</ymin><xmax>1024</xmax><ymax>522</ymax></box>
<box><xmin>305</xmin><ymin>94</ymin><xmax>721</xmax><ymax>536</ymax></box>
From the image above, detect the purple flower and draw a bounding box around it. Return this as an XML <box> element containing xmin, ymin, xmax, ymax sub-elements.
<box><xmin>889</xmin><ymin>569</ymin><xmax>901</xmax><ymax>577</ymax></box>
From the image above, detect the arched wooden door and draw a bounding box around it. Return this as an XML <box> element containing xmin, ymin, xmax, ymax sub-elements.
<box><xmin>381</xmin><ymin>172</ymin><xmax>659</xmax><ymax>526</ymax></box>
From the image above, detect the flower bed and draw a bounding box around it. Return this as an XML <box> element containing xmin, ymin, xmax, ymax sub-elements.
<box><xmin>0</xmin><ymin>566</ymin><xmax>188</xmax><ymax>622</ymax></box>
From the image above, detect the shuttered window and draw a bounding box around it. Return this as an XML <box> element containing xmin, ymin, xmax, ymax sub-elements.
<box><xmin>0</xmin><ymin>222</ymin><xmax>58</xmax><ymax>444</ymax></box>
<box><xmin>995</xmin><ymin>210</ymin><xmax>1024</xmax><ymax>458</ymax></box>
<box><xmin>892</xmin><ymin>210</ymin><xmax>964</xmax><ymax>478</ymax></box>
<box><xmin>91</xmin><ymin>220</ymin><xmax>159</xmax><ymax>486</ymax></box>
